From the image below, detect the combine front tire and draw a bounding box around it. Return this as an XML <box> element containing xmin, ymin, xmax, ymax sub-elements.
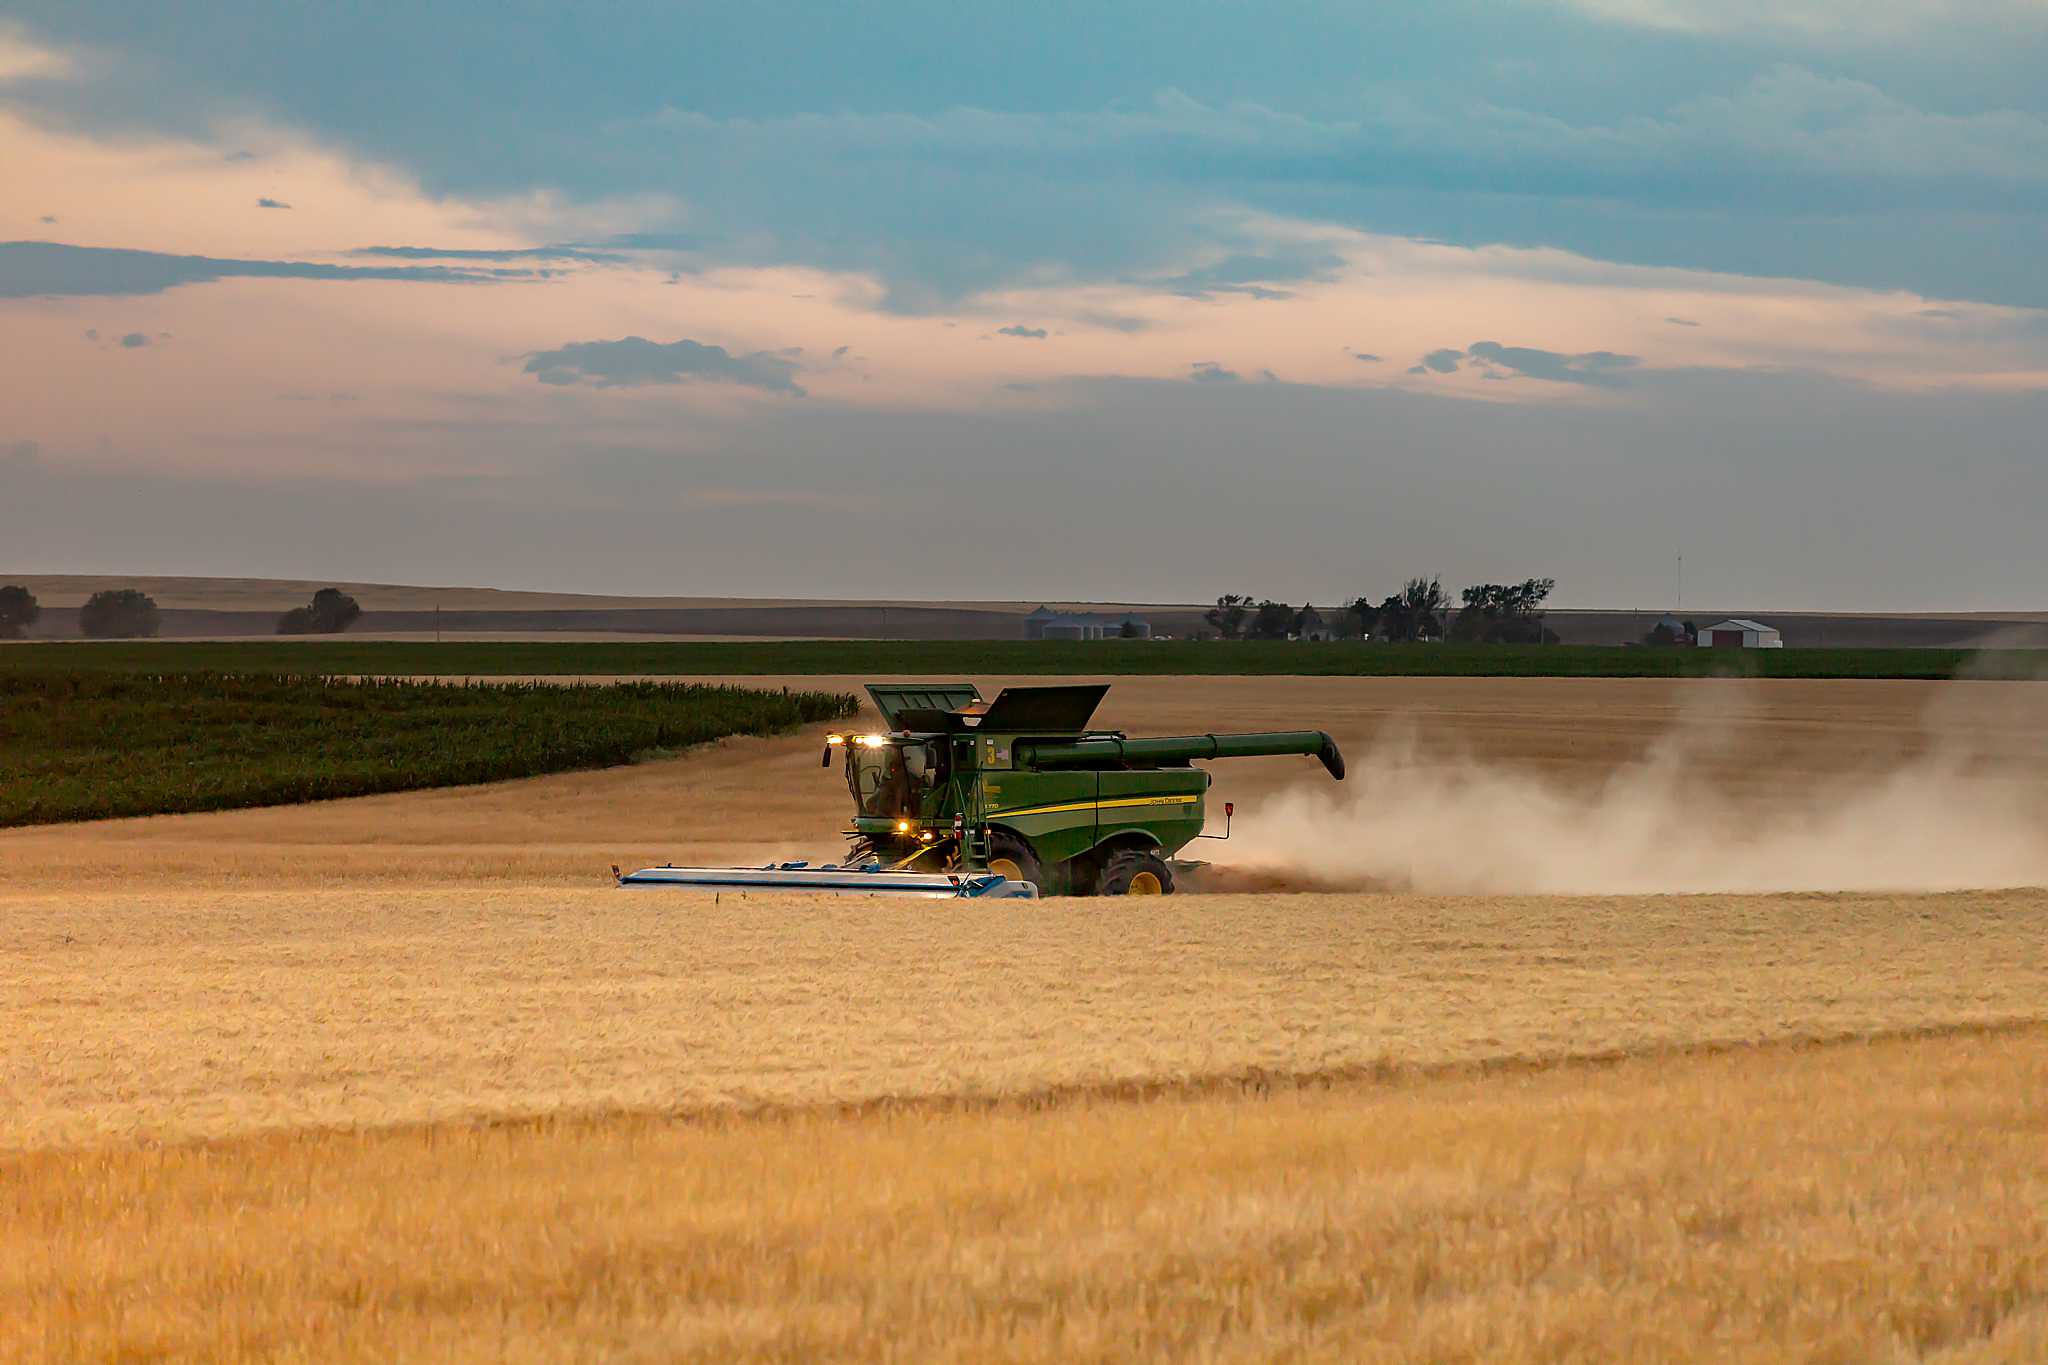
<box><xmin>986</xmin><ymin>831</ymin><xmax>1044</xmax><ymax>888</ymax></box>
<box><xmin>1098</xmin><ymin>849</ymin><xmax>1174</xmax><ymax>896</ymax></box>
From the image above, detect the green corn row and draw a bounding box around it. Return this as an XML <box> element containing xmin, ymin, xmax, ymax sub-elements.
<box><xmin>0</xmin><ymin>673</ymin><xmax>859</xmax><ymax>828</ymax></box>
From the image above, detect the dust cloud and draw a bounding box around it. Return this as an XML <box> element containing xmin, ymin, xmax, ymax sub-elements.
<box><xmin>1222</xmin><ymin>678</ymin><xmax>2048</xmax><ymax>896</ymax></box>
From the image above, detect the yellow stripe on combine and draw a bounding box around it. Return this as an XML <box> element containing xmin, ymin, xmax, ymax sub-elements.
<box><xmin>989</xmin><ymin>794</ymin><xmax>1201</xmax><ymax>820</ymax></box>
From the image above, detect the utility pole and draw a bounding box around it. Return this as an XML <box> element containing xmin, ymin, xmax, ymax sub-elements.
<box><xmin>1677</xmin><ymin>554</ymin><xmax>1683</xmax><ymax>612</ymax></box>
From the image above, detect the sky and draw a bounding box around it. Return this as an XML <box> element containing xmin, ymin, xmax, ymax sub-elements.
<box><xmin>2</xmin><ymin>1</ymin><xmax>2045</xmax><ymax>608</ymax></box>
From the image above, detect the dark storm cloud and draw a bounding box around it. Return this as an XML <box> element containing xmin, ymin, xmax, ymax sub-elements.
<box><xmin>521</xmin><ymin>336</ymin><xmax>805</xmax><ymax>395</ymax></box>
<box><xmin>997</xmin><ymin>324</ymin><xmax>1048</xmax><ymax>338</ymax></box>
<box><xmin>0</xmin><ymin>241</ymin><xmax>546</xmax><ymax>298</ymax></box>
<box><xmin>1417</xmin><ymin>348</ymin><xmax>1464</xmax><ymax>374</ymax></box>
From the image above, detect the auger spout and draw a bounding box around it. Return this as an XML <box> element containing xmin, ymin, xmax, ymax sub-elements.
<box><xmin>1015</xmin><ymin>731</ymin><xmax>1346</xmax><ymax>781</ymax></box>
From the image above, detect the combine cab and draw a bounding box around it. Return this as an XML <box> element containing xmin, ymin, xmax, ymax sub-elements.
<box><xmin>826</xmin><ymin>682</ymin><xmax>1344</xmax><ymax>895</ymax></box>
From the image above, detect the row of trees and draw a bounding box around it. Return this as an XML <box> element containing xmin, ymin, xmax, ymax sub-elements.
<box><xmin>0</xmin><ymin>584</ymin><xmax>40</xmax><ymax>639</ymax></box>
<box><xmin>0</xmin><ymin>585</ymin><xmax>364</xmax><ymax>638</ymax></box>
<box><xmin>0</xmin><ymin>585</ymin><xmax>163</xmax><ymax>638</ymax></box>
<box><xmin>276</xmin><ymin>587</ymin><xmax>362</xmax><ymax>635</ymax></box>
<box><xmin>1202</xmin><ymin>577</ymin><xmax>1558</xmax><ymax>644</ymax></box>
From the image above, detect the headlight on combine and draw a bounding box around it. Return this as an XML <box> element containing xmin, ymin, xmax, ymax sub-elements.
<box><xmin>896</xmin><ymin>819</ymin><xmax>912</xmax><ymax>833</ymax></box>
<box><xmin>826</xmin><ymin>733</ymin><xmax>845</xmax><ymax>746</ymax></box>
<box><xmin>858</xmin><ymin>734</ymin><xmax>889</xmax><ymax>748</ymax></box>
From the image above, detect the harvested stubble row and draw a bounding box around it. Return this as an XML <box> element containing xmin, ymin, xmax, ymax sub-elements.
<box><xmin>4</xmin><ymin>886</ymin><xmax>2044</xmax><ymax>1149</ymax></box>
<box><xmin>5</xmin><ymin>1026</ymin><xmax>2047</xmax><ymax>1362</ymax></box>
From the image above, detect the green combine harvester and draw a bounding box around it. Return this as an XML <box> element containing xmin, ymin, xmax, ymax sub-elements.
<box><xmin>620</xmin><ymin>682</ymin><xmax>1343</xmax><ymax>897</ymax></box>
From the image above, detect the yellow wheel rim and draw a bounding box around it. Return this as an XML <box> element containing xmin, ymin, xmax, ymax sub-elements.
<box><xmin>1127</xmin><ymin>870</ymin><xmax>1163</xmax><ymax>895</ymax></box>
<box><xmin>988</xmin><ymin>857</ymin><xmax>1025</xmax><ymax>881</ymax></box>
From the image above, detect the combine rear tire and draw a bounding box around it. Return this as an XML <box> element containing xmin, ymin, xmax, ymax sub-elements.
<box><xmin>1097</xmin><ymin>849</ymin><xmax>1175</xmax><ymax>896</ymax></box>
<box><xmin>985</xmin><ymin>831</ymin><xmax>1044</xmax><ymax>889</ymax></box>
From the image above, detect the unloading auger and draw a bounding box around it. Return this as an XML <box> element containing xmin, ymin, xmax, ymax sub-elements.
<box><xmin>614</xmin><ymin>681</ymin><xmax>1345</xmax><ymax>897</ymax></box>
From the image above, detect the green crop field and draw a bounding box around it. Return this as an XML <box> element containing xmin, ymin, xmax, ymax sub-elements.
<box><xmin>0</xmin><ymin>673</ymin><xmax>858</xmax><ymax>827</ymax></box>
<box><xmin>0</xmin><ymin>638</ymin><xmax>2040</xmax><ymax>680</ymax></box>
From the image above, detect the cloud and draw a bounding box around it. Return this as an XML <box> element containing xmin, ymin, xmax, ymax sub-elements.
<box><xmin>605</xmin><ymin>75</ymin><xmax>2048</xmax><ymax>308</ymax></box>
<box><xmin>0</xmin><ymin>29</ymin><xmax>72</xmax><ymax>81</ymax></box>
<box><xmin>0</xmin><ymin>439</ymin><xmax>40</xmax><ymax>467</ymax></box>
<box><xmin>1156</xmin><ymin>246</ymin><xmax>1344</xmax><ymax>301</ymax></box>
<box><xmin>1189</xmin><ymin>360</ymin><xmax>1240</xmax><ymax>382</ymax></box>
<box><xmin>6</xmin><ymin>7</ymin><xmax>2046</xmax><ymax>313</ymax></box>
<box><xmin>521</xmin><ymin>336</ymin><xmax>805</xmax><ymax>395</ymax></box>
<box><xmin>1561</xmin><ymin>0</ymin><xmax>2048</xmax><ymax>41</ymax></box>
<box><xmin>598</xmin><ymin>231</ymin><xmax>708</xmax><ymax>251</ymax></box>
<box><xmin>118</xmin><ymin>331</ymin><xmax>149</xmax><ymax>348</ymax></box>
<box><xmin>1077</xmin><ymin>310</ymin><xmax>1152</xmax><ymax>333</ymax></box>
<box><xmin>1352</xmin><ymin>351</ymin><xmax>1382</xmax><ymax>362</ymax></box>
<box><xmin>1466</xmin><ymin>340</ymin><xmax>1641</xmax><ymax>386</ymax></box>
<box><xmin>1665</xmin><ymin>316</ymin><xmax>1702</xmax><ymax>326</ymax></box>
<box><xmin>0</xmin><ymin>241</ymin><xmax>547</xmax><ymax>298</ymax></box>
<box><xmin>39</xmin><ymin>214</ymin><xmax>57</xmax><ymax>224</ymax></box>
<box><xmin>1405</xmin><ymin>342</ymin><xmax>1641</xmax><ymax>386</ymax></box>
<box><xmin>355</xmin><ymin>243</ymin><xmax>627</xmax><ymax>264</ymax></box>
<box><xmin>255</xmin><ymin>196</ymin><xmax>291</xmax><ymax>209</ymax></box>
<box><xmin>997</xmin><ymin>324</ymin><xmax>1048</xmax><ymax>338</ymax></box>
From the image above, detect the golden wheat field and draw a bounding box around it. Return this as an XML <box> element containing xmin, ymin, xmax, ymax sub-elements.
<box><xmin>5</xmin><ymin>675</ymin><xmax>2048</xmax><ymax>1360</ymax></box>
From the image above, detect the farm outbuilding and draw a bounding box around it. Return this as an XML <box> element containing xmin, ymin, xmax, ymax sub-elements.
<box><xmin>1024</xmin><ymin>606</ymin><xmax>1151</xmax><ymax>640</ymax></box>
<box><xmin>1697</xmin><ymin>618</ymin><xmax>1783</xmax><ymax>649</ymax></box>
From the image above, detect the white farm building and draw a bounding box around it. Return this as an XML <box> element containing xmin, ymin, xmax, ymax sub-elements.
<box><xmin>1696</xmin><ymin>618</ymin><xmax>1783</xmax><ymax>649</ymax></box>
<box><xmin>1023</xmin><ymin>606</ymin><xmax>1151</xmax><ymax>640</ymax></box>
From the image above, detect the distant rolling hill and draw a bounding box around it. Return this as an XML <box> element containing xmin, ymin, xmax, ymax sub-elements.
<box><xmin>4</xmin><ymin>576</ymin><xmax>2046</xmax><ymax>647</ymax></box>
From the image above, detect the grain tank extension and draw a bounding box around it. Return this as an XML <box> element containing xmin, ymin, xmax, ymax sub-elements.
<box><xmin>829</xmin><ymin>682</ymin><xmax>1344</xmax><ymax>895</ymax></box>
